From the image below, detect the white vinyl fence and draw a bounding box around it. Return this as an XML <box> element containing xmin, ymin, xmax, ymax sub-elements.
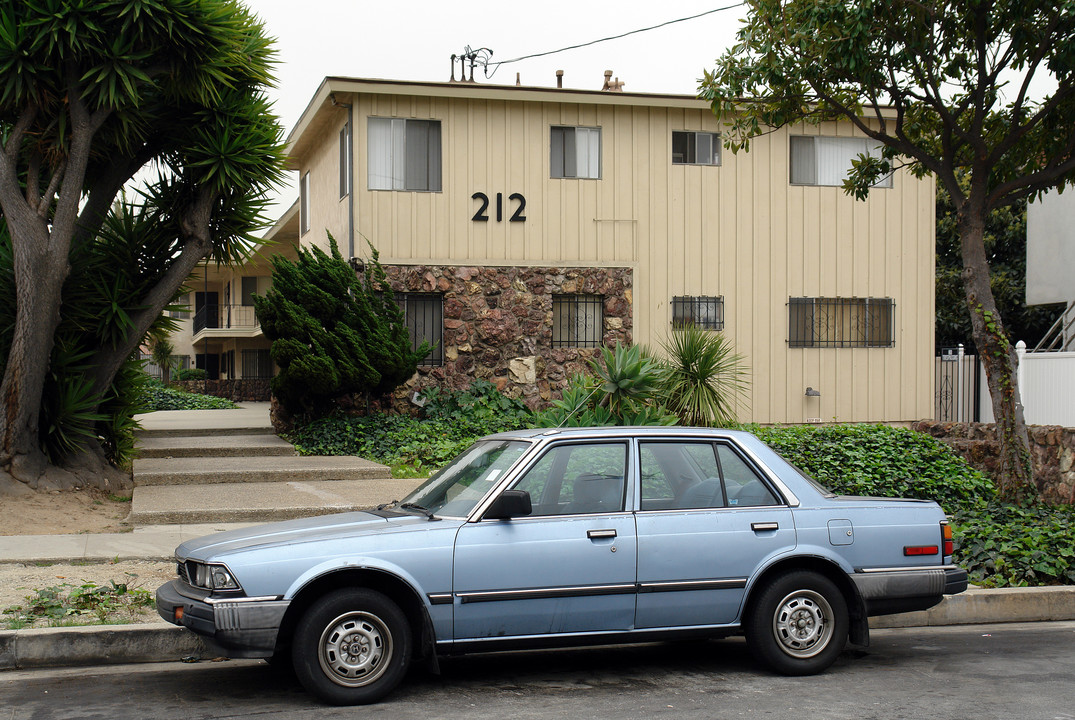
<box><xmin>978</xmin><ymin>342</ymin><xmax>1075</xmax><ymax>427</ymax></box>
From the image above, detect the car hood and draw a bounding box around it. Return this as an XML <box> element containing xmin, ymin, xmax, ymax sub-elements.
<box><xmin>175</xmin><ymin>510</ymin><xmax>454</xmax><ymax>561</ymax></box>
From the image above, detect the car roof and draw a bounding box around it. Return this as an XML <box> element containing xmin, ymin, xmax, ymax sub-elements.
<box><xmin>485</xmin><ymin>426</ymin><xmax>756</xmax><ymax>442</ymax></box>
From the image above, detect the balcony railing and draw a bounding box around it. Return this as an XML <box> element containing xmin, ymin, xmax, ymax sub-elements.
<box><xmin>193</xmin><ymin>304</ymin><xmax>260</xmax><ymax>334</ymax></box>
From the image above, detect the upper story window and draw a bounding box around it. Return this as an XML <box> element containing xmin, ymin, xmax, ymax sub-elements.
<box><xmin>552</xmin><ymin>294</ymin><xmax>603</xmax><ymax>348</ymax></box>
<box><xmin>789</xmin><ymin>135</ymin><xmax>893</xmax><ymax>188</ymax></box>
<box><xmin>299</xmin><ymin>172</ymin><xmax>310</xmax><ymax>235</ymax></box>
<box><xmin>788</xmin><ymin>297</ymin><xmax>895</xmax><ymax>348</ymax></box>
<box><xmin>367</xmin><ymin>118</ymin><xmax>442</xmax><ymax>192</ymax></box>
<box><xmin>672</xmin><ymin>295</ymin><xmax>724</xmax><ymax>330</ymax></box>
<box><xmin>672</xmin><ymin>131</ymin><xmax>721</xmax><ymax>165</ymax></box>
<box><xmin>339</xmin><ymin>122</ymin><xmax>351</xmax><ymax>198</ymax></box>
<box><xmin>551</xmin><ymin>126</ymin><xmax>601</xmax><ymax>179</ymax></box>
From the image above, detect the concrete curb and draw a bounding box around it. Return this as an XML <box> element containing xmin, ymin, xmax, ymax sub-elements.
<box><xmin>0</xmin><ymin>623</ymin><xmax>209</xmax><ymax>670</ymax></box>
<box><xmin>2</xmin><ymin>586</ymin><xmax>1073</xmax><ymax>671</ymax></box>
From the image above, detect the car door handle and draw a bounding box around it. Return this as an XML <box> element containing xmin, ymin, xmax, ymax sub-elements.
<box><xmin>587</xmin><ymin>529</ymin><xmax>617</xmax><ymax>539</ymax></box>
<box><xmin>751</xmin><ymin>522</ymin><xmax>779</xmax><ymax>532</ymax></box>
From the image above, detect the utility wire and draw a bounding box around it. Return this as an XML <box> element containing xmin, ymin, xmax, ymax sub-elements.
<box><xmin>484</xmin><ymin>3</ymin><xmax>746</xmax><ymax>78</ymax></box>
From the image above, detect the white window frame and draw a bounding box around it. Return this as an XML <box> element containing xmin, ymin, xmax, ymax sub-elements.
<box><xmin>550</xmin><ymin>126</ymin><xmax>602</xmax><ymax>179</ymax></box>
<box><xmin>299</xmin><ymin>172</ymin><xmax>310</xmax><ymax>235</ymax></box>
<box><xmin>672</xmin><ymin>131</ymin><xmax>721</xmax><ymax>166</ymax></box>
<box><xmin>339</xmin><ymin>122</ymin><xmax>351</xmax><ymax>198</ymax></box>
<box><xmin>790</xmin><ymin>135</ymin><xmax>893</xmax><ymax>188</ymax></box>
<box><xmin>367</xmin><ymin>117</ymin><xmax>442</xmax><ymax>192</ymax></box>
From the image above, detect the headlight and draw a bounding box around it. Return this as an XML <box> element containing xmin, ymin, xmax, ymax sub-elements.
<box><xmin>180</xmin><ymin>560</ymin><xmax>241</xmax><ymax>591</ymax></box>
<box><xmin>209</xmin><ymin>566</ymin><xmax>239</xmax><ymax>590</ymax></box>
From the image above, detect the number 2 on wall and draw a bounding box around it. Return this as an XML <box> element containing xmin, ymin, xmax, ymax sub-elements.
<box><xmin>472</xmin><ymin>192</ymin><xmax>526</xmax><ymax>222</ymax></box>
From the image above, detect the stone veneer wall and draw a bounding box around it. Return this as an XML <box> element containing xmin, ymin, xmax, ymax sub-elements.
<box><xmin>174</xmin><ymin>379</ymin><xmax>272</xmax><ymax>402</ymax></box>
<box><xmin>914</xmin><ymin>420</ymin><xmax>1075</xmax><ymax>504</ymax></box>
<box><xmin>384</xmin><ymin>265</ymin><xmax>633</xmax><ymax>410</ymax></box>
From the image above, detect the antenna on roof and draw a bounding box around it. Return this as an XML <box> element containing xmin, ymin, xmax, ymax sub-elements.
<box><xmin>449</xmin><ymin>47</ymin><xmax>493</xmax><ymax>83</ymax></box>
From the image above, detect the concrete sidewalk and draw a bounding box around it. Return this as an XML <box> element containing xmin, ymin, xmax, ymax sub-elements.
<box><xmin>133</xmin><ymin>402</ymin><xmax>274</xmax><ymax>437</ymax></box>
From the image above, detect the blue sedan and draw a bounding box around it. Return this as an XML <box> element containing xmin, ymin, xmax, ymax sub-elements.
<box><xmin>157</xmin><ymin>427</ymin><xmax>967</xmax><ymax>705</ymax></box>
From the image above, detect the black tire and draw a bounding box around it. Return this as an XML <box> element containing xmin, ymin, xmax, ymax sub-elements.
<box><xmin>291</xmin><ymin>588</ymin><xmax>412</xmax><ymax>705</ymax></box>
<box><xmin>745</xmin><ymin>570</ymin><xmax>849</xmax><ymax>676</ymax></box>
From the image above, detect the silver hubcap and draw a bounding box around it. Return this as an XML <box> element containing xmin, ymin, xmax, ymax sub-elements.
<box><xmin>772</xmin><ymin>589</ymin><xmax>834</xmax><ymax>658</ymax></box>
<box><xmin>318</xmin><ymin>611</ymin><xmax>393</xmax><ymax>687</ymax></box>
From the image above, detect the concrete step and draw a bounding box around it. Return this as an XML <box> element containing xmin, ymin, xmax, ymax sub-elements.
<box><xmin>132</xmin><ymin>455</ymin><xmax>391</xmax><ymax>486</ymax></box>
<box><xmin>136</xmin><ymin>434</ymin><xmax>296</xmax><ymax>459</ymax></box>
<box><xmin>136</xmin><ymin>425</ymin><xmax>275</xmax><ymax>439</ymax></box>
<box><xmin>129</xmin><ymin>478</ymin><xmax>425</xmax><ymax>524</ymax></box>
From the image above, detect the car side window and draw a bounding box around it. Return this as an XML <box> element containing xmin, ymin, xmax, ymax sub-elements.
<box><xmin>717</xmin><ymin>445</ymin><xmax>780</xmax><ymax>506</ymax></box>
<box><xmin>640</xmin><ymin>442</ymin><xmax>724</xmax><ymax>510</ymax></box>
<box><xmin>510</xmin><ymin>443</ymin><xmax>627</xmax><ymax>515</ymax></box>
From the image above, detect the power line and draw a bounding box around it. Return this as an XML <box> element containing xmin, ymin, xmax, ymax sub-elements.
<box><xmin>483</xmin><ymin>3</ymin><xmax>746</xmax><ymax>78</ymax></box>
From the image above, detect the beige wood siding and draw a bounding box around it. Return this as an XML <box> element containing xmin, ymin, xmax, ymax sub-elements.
<box><xmin>292</xmin><ymin>85</ymin><xmax>935</xmax><ymax>424</ymax></box>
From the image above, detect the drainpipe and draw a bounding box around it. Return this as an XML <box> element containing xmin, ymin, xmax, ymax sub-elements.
<box><xmin>347</xmin><ymin>101</ymin><xmax>355</xmax><ymax>261</ymax></box>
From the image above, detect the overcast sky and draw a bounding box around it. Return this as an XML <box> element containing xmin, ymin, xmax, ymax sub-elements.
<box><xmin>244</xmin><ymin>0</ymin><xmax>746</xmax><ymax>212</ymax></box>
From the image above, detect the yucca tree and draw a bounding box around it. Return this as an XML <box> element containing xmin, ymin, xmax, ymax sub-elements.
<box><xmin>658</xmin><ymin>326</ymin><xmax>749</xmax><ymax>427</ymax></box>
<box><xmin>0</xmin><ymin>1</ymin><xmax>285</xmax><ymax>493</ymax></box>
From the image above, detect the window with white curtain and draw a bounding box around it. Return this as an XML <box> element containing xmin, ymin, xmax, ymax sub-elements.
<box><xmin>789</xmin><ymin>135</ymin><xmax>892</xmax><ymax>188</ymax></box>
<box><xmin>339</xmin><ymin>122</ymin><xmax>351</xmax><ymax>198</ymax></box>
<box><xmin>551</xmin><ymin>126</ymin><xmax>602</xmax><ymax>179</ymax></box>
<box><xmin>367</xmin><ymin>118</ymin><xmax>442</xmax><ymax>191</ymax></box>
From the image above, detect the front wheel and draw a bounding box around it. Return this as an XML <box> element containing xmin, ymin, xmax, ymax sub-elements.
<box><xmin>745</xmin><ymin>570</ymin><xmax>848</xmax><ymax>675</ymax></box>
<box><xmin>292</xmin><ymin>588</ymin><xmax>412</xmax><ymax>705</ymax></box>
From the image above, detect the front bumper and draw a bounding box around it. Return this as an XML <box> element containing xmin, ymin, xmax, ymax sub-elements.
<box><xmin>156</xmin><ymin>580</ymin><xmax>289</xmax><ymax>658</ymax></box>
<box><xmin>852</xmin><ymin>565</ymin><xmax>968</xmax><ymax>617</ymax></box>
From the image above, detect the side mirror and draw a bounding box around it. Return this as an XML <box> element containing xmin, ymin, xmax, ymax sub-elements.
<box><xmin>483</xmin><ymin>489</ymin><xmax>532</xmax><ymax>520</ymax></box>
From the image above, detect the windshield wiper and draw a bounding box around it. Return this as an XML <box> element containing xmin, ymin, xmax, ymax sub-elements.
<box><xmin>399</xmin><ymin>502</ymin><xmax>437</xmax><ymax>521</ymax></box>
<box><xmin>376</xmin><ymin>500</ymin><xmax>399</xmax><ymax>511</ymax></box>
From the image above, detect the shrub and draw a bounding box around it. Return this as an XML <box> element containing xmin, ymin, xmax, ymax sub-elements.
<box><xmin>139</xmin><ymin>381</ymin><xmax>237</xmax><ymax>411</ymax></box>
<box><xmin>750</xmin><ymin>424</ymin><xmax>996</xmax><ymax>511</ymax></box>
<box><xmin>254</xmin><ymin>236</ymin><xmax>427</xmax><ymax>420</ymax></box>
<box><xmin>536</xmin><ymin>344</ymin><xmax>678</xmax><ymax>427</ymax></box>
<box><xmin>952</xmin><ymin>502</ymin><xmax>1075</xmax><ymax>587</ymax></box>
<box><xmin>174</xmin><ymin>368</ymin><xmax>207</xmax><ymax>382</ymax></box>
<box><xmin>290</xmin><ymin>381</ymin><xmax>533</xmax><ymax>469</ymax></box>
<box><xmin>658</xmin><ymin>326</ymin><xmax>749</xmax><ymax>427</ymax></box>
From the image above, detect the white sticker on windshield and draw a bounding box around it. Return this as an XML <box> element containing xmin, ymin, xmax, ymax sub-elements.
<box><xmin>485</xmin><ymin>469</ymin><xmax>501</xmax><ymax>483</ymax></box>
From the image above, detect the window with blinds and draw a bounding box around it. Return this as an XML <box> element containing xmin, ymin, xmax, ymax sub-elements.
<box><xmin>367</xmin><ymin>118</ymin><xmax>442</xmax><ymax>191</ymax></box>
<box><xmin>551</xmin><ymin>126</ymin><xmax>602</xmax><ymax>179</ymax></box>
<box><xmin>789</xmin><ymin>136</ymin><xmax>892</xmax><ymax>188</ymax></box>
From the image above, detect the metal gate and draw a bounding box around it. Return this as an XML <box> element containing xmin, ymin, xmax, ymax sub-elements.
<box><xmin>935</xmin><ymin>345</ymin><xmax>981</xmax><ymax>422</ymax></box>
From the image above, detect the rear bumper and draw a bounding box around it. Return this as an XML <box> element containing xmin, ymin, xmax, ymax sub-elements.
<box><xmin>156</xmin><ymin>580</ymin><xmax>289</xmax><ymax>658</ymax></box>
<box><xmin>852</xmin><ymin>565</ymin><xmax>967</xmax><ymax>617</ymax></box>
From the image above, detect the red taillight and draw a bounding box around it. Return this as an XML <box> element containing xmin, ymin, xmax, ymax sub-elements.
<box><xmin>941</xmin><ymin>522</ymin><xmax>954</xmax><ymax>556</ymax></box>
<box><xmin>904</xmin><ymin>545</ymin><xmax>939</xmax><ymax>556</ymax></box>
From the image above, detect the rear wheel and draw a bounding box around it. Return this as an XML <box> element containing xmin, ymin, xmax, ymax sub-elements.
<box><xmin>292</xmin><ymin>588</ymin><xmax>411</xmax><ymax>705</ymax></box>
<box><xmin>746</xmin><ymin>570</ymin><xmax>848</xmax><ymax>675</ymax></box>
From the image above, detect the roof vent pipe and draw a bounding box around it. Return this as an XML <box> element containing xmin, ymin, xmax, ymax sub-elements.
<box><xmin>556</xmin><ymin>70</ymin><xmax>563</xmax><ymax>88</ymax></box>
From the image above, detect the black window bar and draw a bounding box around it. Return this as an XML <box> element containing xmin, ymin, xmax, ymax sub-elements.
<box><xmin>552</xmin><ymin>294</ymin><xmax>604</xmax><ymax>348</ymax></box>
<box><xmin>788</xmin><ymin>297</ymin><xmax>895</xmax><ymax>348</ymax></box>
<box><xmin>398</xmin><ymin>293</ymin><xmax>444</xmax><ymax>366</ymax></box>
<box><xmin>672</xmin><ymin>296</ymin><xmax>725</xmax><ymax>330</ymax></box>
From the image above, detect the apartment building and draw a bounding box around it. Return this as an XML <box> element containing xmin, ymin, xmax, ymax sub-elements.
<box><xmin>183</xmin><ymin>74</ymin><xmax>935</xmax><ymax>424</ymax></box>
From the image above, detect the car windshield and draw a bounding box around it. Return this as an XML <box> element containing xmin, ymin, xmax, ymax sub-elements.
<box><xmin>398</xmin><ymin>439</ymin><xmax>531</xmax><ymax>518</ymax></box>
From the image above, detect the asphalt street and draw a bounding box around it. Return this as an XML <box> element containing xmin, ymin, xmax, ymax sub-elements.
<box><xmin>3</xmin><ymin>622</ymin><xmax>1074</xmax><ymax>720</ymax></box>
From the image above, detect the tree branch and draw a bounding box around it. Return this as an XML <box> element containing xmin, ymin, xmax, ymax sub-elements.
<box><xmin>73</xmin><ymin>138</ymin><xmax>168</xmax><ymax>250</ymax></box>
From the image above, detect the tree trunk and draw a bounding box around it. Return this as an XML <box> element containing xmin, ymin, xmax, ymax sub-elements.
<box><xmin>0</xmin><ymin>226</ymin><xmax>69</xmax><ymax>490</ymax></box>
<box><xmin>958</xmin><ymin>206</ymin><xmax>1035</xmax><ymax>502</ymax></box>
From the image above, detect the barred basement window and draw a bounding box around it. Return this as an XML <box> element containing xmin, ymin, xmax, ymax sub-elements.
<box><xmin>552</xmin><ymin>294</ymin><xmax>603</xmax><ymax>348</ymax></box>
<box><xmin>397</xmin><ymin>293</ymin><xmax>444</xmax><ymax>366</ymax></box>
<box><xmin>788</xmin><ymin>297</ymin><xmax>895</xmax><ymax>348</ymax></box>
<box><xmin>672</xmin><ymin>296</ymin><xmax>724</xmax><ymax>330</ymax></box>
